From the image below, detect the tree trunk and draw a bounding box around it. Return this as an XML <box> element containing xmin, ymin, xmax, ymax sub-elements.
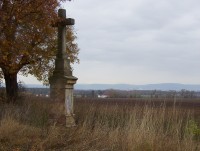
<box><xmin>4</xmin><ymin>72</ymin><xmax>18</xmax><ymax>103</ymax></box>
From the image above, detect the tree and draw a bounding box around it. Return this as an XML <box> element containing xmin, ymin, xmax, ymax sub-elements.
<box><xmin>0</xmin><ymin>0</ymin><xmax>79</xmax><ymax>102</ymax></box>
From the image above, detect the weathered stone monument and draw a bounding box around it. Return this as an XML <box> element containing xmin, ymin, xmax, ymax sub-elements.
<box><xmin>49</xmin><ymin>9</ymin><xmax>77</xmax><ymax>127</ymax></box>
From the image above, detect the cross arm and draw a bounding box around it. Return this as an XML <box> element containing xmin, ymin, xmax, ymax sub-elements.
<box><xmin>63</xmin><ymin>18</ymin><xmax>75</xmax><ymax>26</ymax></box>
<box><xmin>52</xmin><ymin>18</ymin><xmax>75</xmax><ymax>27</ymax></box>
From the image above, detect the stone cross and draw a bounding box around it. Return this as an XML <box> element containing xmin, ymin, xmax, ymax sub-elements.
<box><xmin>49</xmin><ymin>9</ymin><xmax>78</xmax><ymax>127</ymax></box>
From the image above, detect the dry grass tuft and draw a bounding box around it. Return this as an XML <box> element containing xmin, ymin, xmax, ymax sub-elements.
<box><xmin>0</xmin><ymin>97</ymin><xmax>199</xmax><ymax>150</ymax></box>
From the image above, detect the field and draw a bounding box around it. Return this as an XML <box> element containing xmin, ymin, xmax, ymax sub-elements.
<box><xmin>0</xmin><ymin>96</ymin><xmax>199</xmax><ymax>151</ymax></box>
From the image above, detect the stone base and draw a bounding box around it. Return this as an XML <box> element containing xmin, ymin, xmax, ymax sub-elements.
<box><xmin>66</xmin><ymin>115</ymin><xmax>76</xmax><ymax>127</ymax></box>
<box><xmin>49</xmin><ymin>75</ymin><xmax>78</xmax><ymax>102</ymax></box>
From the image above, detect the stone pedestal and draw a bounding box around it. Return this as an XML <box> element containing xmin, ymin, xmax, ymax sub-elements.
<box><xmin>49</xmin><ymin>75</ymin><xmax>77</xmax><ymax>127</ymax></box>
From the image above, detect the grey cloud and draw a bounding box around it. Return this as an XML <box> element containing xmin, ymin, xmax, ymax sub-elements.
<box><xmin>65</xmin><ymin>0</ymin><xmax>200</xmax><ymax>84</ymax></box>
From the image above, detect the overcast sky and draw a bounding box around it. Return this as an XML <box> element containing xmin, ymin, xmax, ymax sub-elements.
<box><xmin>19</xmin><ymin>0</ymin><xmax>200</xmax><ymax>85</ymax></box>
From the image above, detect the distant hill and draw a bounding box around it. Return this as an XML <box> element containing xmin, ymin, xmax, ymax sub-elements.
<box><xmin>17</xmin><ymin>83</ymin><xmax>200</xmax><ymax>91</ymax></box>
<box><xmin>74</xmin><ymin>83</ymin><xmax>200</xmax><ymax>91</ymax></box>
<box><xmin>24</xmin><ymin>84</ymin><xmax>49</xmax><ymax>88</ymax></box>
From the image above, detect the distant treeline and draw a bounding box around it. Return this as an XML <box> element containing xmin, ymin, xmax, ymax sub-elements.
<box><xmin>23</xmin><ymin>88</ymin><xmax>200</xmax><ymax>98</ymax></box>
<box><xmin>1</xmin><ymin>86</ymin><xmax>199</xmax><ymax>98</ymax></box>
<box><xmin>26</xmin><ymin>88</ymin><xmax>50</xmax><ymax>95</ymax></box>
<box><xmin>74</xmin><ymin>89</ymin><xmax>200</xmax><ymax>98</ymax></box>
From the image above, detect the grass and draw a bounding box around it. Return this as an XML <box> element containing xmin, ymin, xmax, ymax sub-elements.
<box><xmin>0</xmin><ymin>96</ymin><xmax>199</xmax><ymax>151</ymax></box>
